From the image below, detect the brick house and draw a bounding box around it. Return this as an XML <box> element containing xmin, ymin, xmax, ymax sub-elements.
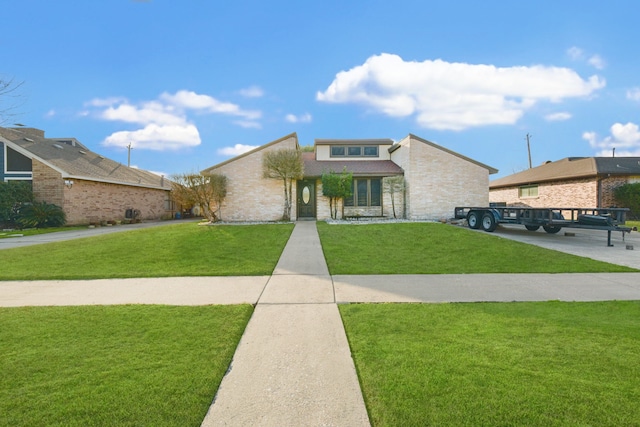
<box><xmin>202</xmin><ymin>133</ymin><xmax>497</xmax><ymax>221</ymax></box>
<box><xmin>489</xmin><ymin>156</ymin><xmax>640</xmax><ymax>208</ymax></box>
<box><xmin>0</xmin><ymin>126</ymin><xmax>173</xmax><ymax>225</ymax></box>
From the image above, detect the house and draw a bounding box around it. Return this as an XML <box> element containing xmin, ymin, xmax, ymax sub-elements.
<box><xmin>489</xmin><ymin>156</ymin><xmax>640</xmax><ymax>208</ymax></box>
<box><xmin>0</xmin><ymin>126</ymin><xmax>173</xmax><ymax>225</ymax></box>
<box><xmin>202</xmin><ymin>133</ymin><xmax>497</xmax><ymax>221</ymax></box>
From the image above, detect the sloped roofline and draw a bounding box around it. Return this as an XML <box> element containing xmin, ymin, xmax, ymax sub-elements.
<box><xmin>201</xmin><ymin>132</ymin><xmax>299</xmax><ymax>174</ymax></box>
<box><xmin>490</xmin><ymin>157</ymin><xmax>598</xmax><ymax>189</ymax></box>
<box><xmin>0</xmin><ymin>133</ymin><xmax>170</xmax><ymax>190</ymax></box>
<box><xmin>406</xmin><ymin>134</ymin><xmax>499</xmax><ymax>174</ymax></box>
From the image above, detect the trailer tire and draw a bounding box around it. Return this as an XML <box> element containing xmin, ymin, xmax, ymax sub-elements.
<box><xmin>525</xmin><ymin>225</ymin><xmax>540</xmax><ymax>231</ymax></box>
<box><xmin>543</xmin><ymin>225</ymin><xmax>562</xmax><ymax>234</ymax></box>
<box><xmin>467</xmin><ymin>211</ymin><xmax>481</xmax><ymax>229</ymax></box>
<box><xmin>482</xmin><ymin>213</ymin><xmax>498</xmax><ymax>232</ymax></box>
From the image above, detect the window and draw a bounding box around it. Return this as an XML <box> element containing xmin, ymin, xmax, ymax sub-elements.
<box><xmin>330</xmin><ymin>145</ymin><xmax>380</xmax><ymax>158</ymax></box>
<box><xmin>331</xmin><ymin>146</ymin><xmax>346</xmax><ymax>156</ymax></box>
<box><xmin>363</xmin><ymin>146</ymin><xmax>378</xmax><ymax>156</ymax></box>
<box><xmin>348</xmin><ymin>146</ymin><xmax>362</xmax><ymax>156</ymax></box>
<box><xmin>6</xmin><ymin>147</ymin><xmax>32</xmax><ymax>172</ymax></box>
<box><xmin>519</xmin><ymin>185</ymin><xmax>538</xmax><ymax>198</ymax></box>
<box><xmin>345</xmin><ymin>178</ymin><xmax>382</xmax><ymax>207</ymax></box>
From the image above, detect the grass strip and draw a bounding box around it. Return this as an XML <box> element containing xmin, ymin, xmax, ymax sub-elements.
<box><xmin>317</xmin><ymin>222</ymin><xmax>636</xmax><ymax>274</ymax></box>
<box><xmin>0</xmin><ymin>304</ymin><xmax>252</xmax><ymax>427</ymax></box>
<box><xmin>0</xmin><ymin>222</ymin><xmax>294</xmax><ymax>280</ymax></box>
<box><xmin>340</xmin><ymin>301</ymin><xmax>640</xmax><ymax>426</ymax></box>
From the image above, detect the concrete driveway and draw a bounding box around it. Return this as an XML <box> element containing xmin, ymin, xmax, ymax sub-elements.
<box><xmin>480</xmin><ymin>224</ymin><xmax>639</xmax><ymax>270</ymax></box>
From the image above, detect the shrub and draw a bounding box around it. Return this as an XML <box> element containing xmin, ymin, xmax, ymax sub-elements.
<box><xmin>614</xmin><ymin>182</ymin><xmax>640</xmax><ymax>220</ymax></box>
<box><xmin>18</xmin><ymin>202</ymin><xmax>66</xmax><ymax>228</ymax></box>
<box><xmin>0</xmin><ymin>181</ymin><xmax>34</xmax><ymax>228</ymax></box>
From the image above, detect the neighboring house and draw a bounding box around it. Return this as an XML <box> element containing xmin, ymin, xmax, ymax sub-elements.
<box><xmin>0</xmin><ymin>126</ymin><xmax>173</xmax><ymax>225</ymax></box>
<box><xmin>490</xmin><ymin>156</ymin><xmax>640</xmax><ymax>208</ymax></box>
<box><xmin>202</xmin><ymin>132</ymin><xmax>497</xmax><ymax>221</ymax></box>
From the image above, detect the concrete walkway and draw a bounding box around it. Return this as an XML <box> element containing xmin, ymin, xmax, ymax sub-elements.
<box><xmin>200</xmin><ymin>221</ymin><xmax>370</xmax><ymax>426</ymax></box>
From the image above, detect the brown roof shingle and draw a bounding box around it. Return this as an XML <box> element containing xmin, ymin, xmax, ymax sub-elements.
<box><xmin>302</xmin><ymin>152</ymin><xmax>404</xmax><ymax>177</ymax></box>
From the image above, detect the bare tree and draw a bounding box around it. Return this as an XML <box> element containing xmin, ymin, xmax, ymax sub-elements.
<box><xmin>0</xmin><ymin>76</ymin><xmax>25</xmax><ymax>125</ymax></box>
<box><xmin>171</xmin><ymin>172</ymin><xmax>228</xmax><ymax>223</ymax></box>
<box><xmin>383</xmin><ymin>175</ymin><xmax>405</xmax><ymax>219</ymax></box>
<box><xmin>262</xmin><ymin>148</ymin><xmax>304</xmax><ymax>221</ymax></box>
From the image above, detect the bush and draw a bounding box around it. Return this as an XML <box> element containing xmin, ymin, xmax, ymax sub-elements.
<box><xmin>18</xmin><ymin>202</ymin><xmax>66</xmax><ymax>228</ymax></box>
<box><xmin>614</xmin><ymin>182</ymin><xmax>640</xmax><ymax>220</ymax></box>
<box><xmin>0</xmin><ymin>181</ymin><xmax>34</xmax><ymax>228</ymax></box>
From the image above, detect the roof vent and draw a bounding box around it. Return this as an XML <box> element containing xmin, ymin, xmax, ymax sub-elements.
<box><xmin>24</xmin><ymin>137</ymin><xmax>34</xmax><ymax>142</ymax></box>
<box><xmin>79</xmin><ymin>150</ymin><xmax>87</xmax><ymax>155</ymax></box>
<box><xmin>53</xmin><ymin>144</ymin><xmax>64</xmax><ymax>149</ymax></box>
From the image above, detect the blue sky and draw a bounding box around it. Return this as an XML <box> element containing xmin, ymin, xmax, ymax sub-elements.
<box><xmin>3</xmin><ymin>0</ymin><xmax>640</xmax><ymax>179</ymax></box>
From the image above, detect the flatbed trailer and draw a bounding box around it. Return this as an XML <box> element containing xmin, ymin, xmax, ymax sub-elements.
<box><xmin>454</xmin><ymin>206</ymin><xmax>632</xmax><ymax>247</ymax></box>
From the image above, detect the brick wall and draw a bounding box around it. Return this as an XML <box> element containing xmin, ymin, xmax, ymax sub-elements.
<box><xmin>32</xmin><ymin>159</ymin><xmax>64</xmax><ymax>206</ymax></box>
<box><xmin>490</xmin><ymin>178</ymin><xmax>598</xmax><ymax>208</ymax></box>
<box><xmin>32</xmin><ymin>159</ymin><xmax>171</xmax><ymax>225</ymax></box>
<box><xmin>392</xmin><ymin>136</ymin><xmax>491</xmax><ymax>220</ymax></box>
<box><xmin>208</xmin><ymin>136</ymin><xmax>298</xmax><ymax>221</ymax></box>
<box><xmin>64</xmin><ymin>179</ymin><xmax>171</xmax><ymax>225</ymax></box>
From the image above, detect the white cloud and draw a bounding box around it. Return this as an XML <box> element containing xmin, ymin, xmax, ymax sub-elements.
<box><xmin>568</xmin><ymin>47</ymin><xmax>606</xmax><ymax>70</ymax></box>
<box><xmin>103</xmin><ymin>124</ymin><xmax>201</xmax><ymax>151</ymax></box>
<box><xmin>285</xmin><ymin>113</ymin><xmax>312</xmax><ymax>123</ymax></box>
<box><xmin>588</xmin><ymin>55</ymin><xmax>606</xmax><ymax>70</ymax></box>
<box><xmin>160</xmin><ymin>90</ymin><xmax>261</xmax><ymax>120</ymax></box>
<box><xmin>545</xmin><ymin>112</ymin><xmax>572</xmax><ymax>121</ymax></box>
<box><xmin>239</xmin><ymin>86</ymin><xmax>264</xmax><ymax>98</ymax></box>
<box><xmin>317</xmin><ymin>53</ymin><xmax>605</xmax><ymax>131</ymax></box>
<box><xmin>87</xmin><ymin>90</ymin><xmax>262</xmax><ymax>150</ymax></box>
<box><xmin>627</xmin><ymin>88</ymin><xmax>640</xmax><ymax>101</ymax></box>
<box><xmin>567</xmin><ymin>46</ymin><xmax>584</xmax><ymax>61</ymax></box>
<box><xmin>583</xmin><ymin>122</ymin><xmax>640</xmax><ymax>156</ymax></box>
<box><xmin>233</xmin><ymin>120</ymin><xmax>262</xmax><ymax>129</ymax></box>
<box><xmin>217</xmin><ymin>144</ymin><xmax>259</xmax><ymax>156</ymax></box>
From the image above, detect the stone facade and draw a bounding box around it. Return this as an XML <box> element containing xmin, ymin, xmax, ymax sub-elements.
<box><xmin>206</xmin><ymin>135</ymin><xmax>299</xmax><ymax>221</ymax></box>
<box><xmin>32</xmin><ymin>159</ymin><xmax>171</xmax><ymax>225</ymax></box>
<box><xmin>391</xmin><ymin>135</ymin><xmax>491</xmax><ymax>220</ymax></box>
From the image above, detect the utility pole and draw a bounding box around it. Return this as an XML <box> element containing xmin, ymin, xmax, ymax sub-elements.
<box><xmin>525</xmin><ymin>133</ymin><xmax>532</xmax><ymax>169</ymax></box>
<box><xmin>127</xmin><ymin>142</ymin><xmax>133</xmax><ymax>167</ymax></box>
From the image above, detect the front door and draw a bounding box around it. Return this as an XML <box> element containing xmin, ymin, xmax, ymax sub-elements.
<box><xmin>297</xmin><ymin>180</ymin><xmax>316</xmax><ymax>219</ymax></box>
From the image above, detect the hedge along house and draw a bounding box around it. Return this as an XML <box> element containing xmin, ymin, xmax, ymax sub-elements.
<box><xmin>489</xmin><ymin>156</ymin><xmax>640</xmax><ymax>208</ymax></box>
<box><xmin>0</xmin><ymin>126</ymin><xmax>173</xmax><ymax>225</ymax></box>
<box><xmin>202</xmin><ymin>132</ymin><xmax>497</xmax><ymax>221</ymax></box>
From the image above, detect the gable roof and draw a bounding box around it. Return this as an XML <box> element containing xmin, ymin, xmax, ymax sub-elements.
<box><xmin>201</xmin><ymin>132</ymin><xmax>298</xmax><ymax>174</ymax></box>
<box><xmin>301</xmin><ymin>152</ymin><xmax>404</xmax><ymax>177</ymax></box>
<box><xmin>405</xmin><ymin>134</ymin><xmax>499</xmax><ymax>174</ymax></box>
<box><xmin>490</xmin><ymin>156</ymin><xmax>640</xmax><ymax>189</ymax></box>
<box><xmin>0</xmin><ymin>127</ymin><xmax>170</xmax><ymax>190</ymax></box>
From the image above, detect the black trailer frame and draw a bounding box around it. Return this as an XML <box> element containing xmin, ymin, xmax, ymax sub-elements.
<box><xmin>454</xmin><ymin>206</ymin><xmax>632</xmax><ymax>247</ymax></box>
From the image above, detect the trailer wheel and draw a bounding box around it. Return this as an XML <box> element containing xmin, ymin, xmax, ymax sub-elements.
<box><xmin>525</xmin><ymin>225</ymin><xmax>540</xmax><ymax>231</ymax></box>
<box><xmin>467</xmin><ymin>211</ymin><xmax>481</xmax><ymax>229</ymax></box>
<box><xmin>482</xmin><ymin>213</ymin><xmax>498</xmax><ymax>232</ymax></box>
<box><xmin>543</xmin><ymin>225</ymin><xmax>562</xmax><ymax>234</ymax></box>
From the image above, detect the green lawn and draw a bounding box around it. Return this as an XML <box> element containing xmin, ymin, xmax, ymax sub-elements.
<box><xmin>317</xmin><ymin>222</ymin><xmax>637</xmax><ymax>274</ymax></box>
<box><xmin>0</xmin><ymin>226</ymin><xmax>85</xmax><ymax>239</ymax></box>
<box><xmin>0</xmin><ymin>222</ymin><xmax>294</xmax><ymax>280</ymax></box>
<box><xmin>0</xmin><ymin>304</ymin><xmax>253</xmax><ymax>427</ymax></box>
<box><xmin>340</xmin><ymin>301</ymin><xmax>640</xmax><ymax>426</ymax></box>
